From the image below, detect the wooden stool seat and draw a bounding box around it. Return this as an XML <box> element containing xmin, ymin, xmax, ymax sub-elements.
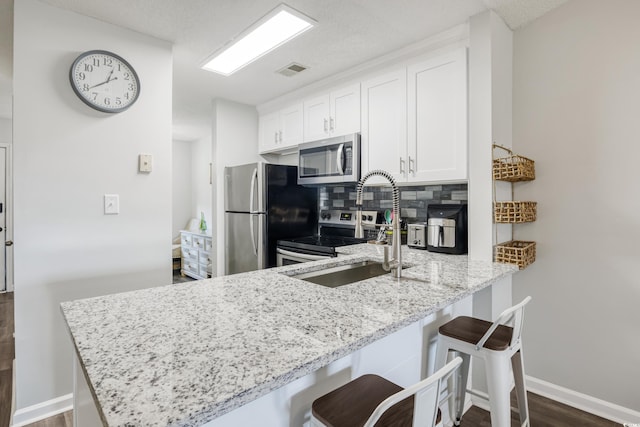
<box><xmin>310</xmin><ymin>359</ymin><xmax>463</xmax><ymax>427</ymax></box>
<box><xmin>438</xmin><ymin>316</ymin><xmax>514</xmax><ymax>351</ymax></box>
<box><xmin>312</xmin><ymin>374</ymin><xmax>433</xmax><ymax>427</ymax></box>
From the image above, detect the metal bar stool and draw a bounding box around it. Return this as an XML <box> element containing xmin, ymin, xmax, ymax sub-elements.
<box><xmin>310</xmin><ymin>357</ymin><xmax>463</xmax><ymax>427</ymax></box>
<box><xmin>435</xmin><ymin>296</ymin><xmax>532</xmax><ymax>427</ymax></box>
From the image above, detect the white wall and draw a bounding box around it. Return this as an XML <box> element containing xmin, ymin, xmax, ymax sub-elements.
<box><xmin>513</xmin><ymin>0</ymin><xmax>640</xmax><ymax>414</ymax></box>
<box><xmin>212</xmin><ymin>99</ymin><xmax>259</xmax><ymax>276</ymax></box>
<box><xmin>13</xmin><ymin>0</ymin><xmax>172</xmax><ymax>415</ymax></box>
<box><xmin>172</xmin><ymin>140</ymin><xmax>193</xmax><ymax>236</ymax></box>
<box><xmin>191</xmin><ymin>135</ymin><xmax>212</xmax><ymax>234</ymax></box>
<box><xmin>0</xmin><ymin>117</ymin><xmax>10</xmax><ymax>142</ymax></box>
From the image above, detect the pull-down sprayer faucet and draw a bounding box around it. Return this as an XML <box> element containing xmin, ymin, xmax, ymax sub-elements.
<box><xmin>355</xmin><ymin>170</ymin><xmax>402</xmax><ymax>278</ymax></box>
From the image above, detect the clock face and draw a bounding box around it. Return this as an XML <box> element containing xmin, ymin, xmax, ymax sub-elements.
<box><xmin>69</xmin><ymin>50</ymin><xmax>140</xmax><ymax>113</ymax></box>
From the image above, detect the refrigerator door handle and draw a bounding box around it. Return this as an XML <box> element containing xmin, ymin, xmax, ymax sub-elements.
<box><xmin>336</xmin><ymin>143</ymin><xmax>345</xmax><ymax>175</ymax></box>
<box><xmin>250</xmin><ymin>214</ymin><xmax>258</xmax><ymax>256</ymax></box>
<box><xmin>249</xmin><ymin>167</ymin><xmax>258</xmax><ymax>213</ymax></box>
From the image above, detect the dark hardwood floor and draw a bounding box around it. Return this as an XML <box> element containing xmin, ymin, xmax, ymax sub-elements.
<box><xmin>0</xmin><ymin>292</ymin><xmax>624</xmax><ymax>427</ymax></box>
<box><xmin>460</xmin><ymin>391</ymin><xmax>622</xmax><ymax>426</ymax></box>
<box><xmin>1</xmin><ymin>292</ymin><xmax>14</xmax><ymax>427</ymax></box>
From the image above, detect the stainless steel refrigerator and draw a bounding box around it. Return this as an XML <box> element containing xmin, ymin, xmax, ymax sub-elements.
<box><xmin>224</xmin><ymin>162</ymin><xmax>318</xmax><ymax>275</ymax></box>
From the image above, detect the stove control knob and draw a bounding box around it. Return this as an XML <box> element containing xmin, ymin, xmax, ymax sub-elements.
<box><xmin>326</xmin><ymin>213</ymin><xmax>331</xmax><ymax>220</ymax></box>
<box><xmin>361</xmin><ymin>214</ymin><xmax>366</xmax><ymax>221</ymax></box>
<box><xmin>321</xmin><ymin>212</ymin><xmax>331</xmax><ymax>220</ymax></box>
<box><xmin>367</xmin><ymin>215</ymin><xmax>373</xmax><ymax>221</ymax></box>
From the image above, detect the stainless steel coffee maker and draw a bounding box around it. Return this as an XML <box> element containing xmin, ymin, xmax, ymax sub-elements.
<box><xmin>426</xmin><ymin>204</ymin><xmax>467</xmax><ymax>254</ymax></box>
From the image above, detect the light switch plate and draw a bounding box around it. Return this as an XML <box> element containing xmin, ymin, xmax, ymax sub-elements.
<box><xmin>104</xmin><ymin>194</ymin><xmax>119</xmax><ymax>215</ymax></box>
<box><xmin>139</xmin><ymin>154</ymin><xmax>152</xmax><ymax>172</ymax></box>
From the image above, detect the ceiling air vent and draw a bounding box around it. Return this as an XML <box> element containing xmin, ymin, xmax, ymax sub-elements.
<box><xmin>277</xmin><ymin>62</ymin><xmax>308</xmax><ymax>77</ymax></box>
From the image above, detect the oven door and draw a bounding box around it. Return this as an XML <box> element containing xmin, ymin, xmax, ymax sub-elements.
<box><xmin>276</xmin><ymin>248</ymin><xmax>331</xmax><ymax>267</ymax></box>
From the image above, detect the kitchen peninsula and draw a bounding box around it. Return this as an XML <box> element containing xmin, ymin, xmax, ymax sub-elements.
<box><xmin>61</xmin><ymin>245</ymin><xmax>516</xmax><ymax>426</ymax></box>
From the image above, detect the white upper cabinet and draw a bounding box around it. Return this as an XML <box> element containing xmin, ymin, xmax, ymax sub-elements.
<box><xmin>407</xmin><ymin>48</ymin><xmax>467</xmax><ymax>182</ymax></box>
<box><xmin>303</xmin><ymin>83</ymin><xmax>360</xmax><ymax>142</ymax></box>
<box><xmin>258</xmin><ymin>103</ymin><xmax>303</xmax><ymax>154</ymax></box>
<box><xmin>361</xmin><ymin>68</ymin><xmax>408</xmax><ymax>185</ymax></box>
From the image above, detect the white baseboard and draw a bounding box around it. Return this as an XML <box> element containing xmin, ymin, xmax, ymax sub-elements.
<box><xmin>467</xmin><ymin>376</ymin><xmax>640</xmax><ymax>425</ymax></box>
<box><xmin>525</xmin><ymin>376</ymin><xmax>640</xmax><ymax>425</ymax></box>
<box><xmin>11</xmin><ymin>394</ymin><xmax>73</xmax><ymax>427</ymax></box>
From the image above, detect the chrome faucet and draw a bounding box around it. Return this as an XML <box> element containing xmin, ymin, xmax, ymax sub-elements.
<box><xmin>355</xmin><ymin>170</ymin><xmax>402</xmax><ymax>278</ymax></box>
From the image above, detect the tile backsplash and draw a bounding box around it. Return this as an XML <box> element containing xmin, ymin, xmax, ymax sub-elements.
<box><xmin>319</xmin><ymin>183</ymin><xmax>468</xmax><ymax>223</ymax></box>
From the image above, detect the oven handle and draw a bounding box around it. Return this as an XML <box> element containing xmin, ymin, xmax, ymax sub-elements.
<box><xmin>336</xmin><ymin>143</ymin><xmax>345</xmax><ymax>175</ymax></box>
<box><xmin>276</xmin><ymin>248</ymin><xmax>330</xmax><ymax>261</ymax></box>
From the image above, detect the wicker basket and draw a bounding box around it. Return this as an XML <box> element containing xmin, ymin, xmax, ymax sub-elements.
<box><xmin>493</xmin><ymin>145</ymin><xmax>535</xmax><ymax>182</ymax></box>
<box><xmin>494</xmin><ymin>240</ymin><xmax>536</xmax><ymax>269</ymax></box>
<box><xmin>494</xmin><ymin>201</ymin><xmax>537</xmax><ymax>223</ymax></box>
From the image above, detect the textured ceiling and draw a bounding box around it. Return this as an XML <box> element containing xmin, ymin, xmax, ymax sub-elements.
<box><xmin>0</xmin><ymin>0</ymin><xmax>568</xmax><ymax>138</ymax></box>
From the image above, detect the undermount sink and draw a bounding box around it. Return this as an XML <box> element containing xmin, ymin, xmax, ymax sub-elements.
<box><xmin>293</xmin><ymin>261</ymin><xmax>402</xmax><ymax>288</ymax></box>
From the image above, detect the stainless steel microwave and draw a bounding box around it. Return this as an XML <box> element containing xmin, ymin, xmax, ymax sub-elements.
<box><xmin>297</xmin><ymin>133</ymin><xmax>360</xmax><ymax>185</ymax></box>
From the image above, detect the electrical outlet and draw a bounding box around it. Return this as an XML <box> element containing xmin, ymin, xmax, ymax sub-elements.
<box><xmin>104</xmin><ymin>194</ymin><xmax>119</xmax><ymax>215</ymax></box>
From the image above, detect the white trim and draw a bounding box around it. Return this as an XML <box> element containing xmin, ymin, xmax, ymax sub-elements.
<box><xmin>526</xmin><ymin>375</ymin><xmax>640</xmax><ymax>425</ymax></box>
<box><xmin>0</xmin><ymin>143</ymin><xmax>13</xmax><ymax>292</ymax></box>
<box><xmin>11</xmin><ymin>394</ymin><xmax>73</xmax><ymax>427</ymax></box>
<box><xmin>470</xmin><ymin>378</ymin><xmax>640</xmax><ymax>425</ymax></box>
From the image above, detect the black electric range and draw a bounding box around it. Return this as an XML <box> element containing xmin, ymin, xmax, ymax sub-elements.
<box><xmin>277</xmin><ymin>234</ymin><xmax>368</xmax><ymax>257</ymax></box>
<box><xmin>276</xmin><ymin>209</ymin><xmax>380</xmax><ymax>260</ymax></box>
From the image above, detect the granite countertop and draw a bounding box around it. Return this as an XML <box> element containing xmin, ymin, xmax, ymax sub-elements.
<box><xmin>61</xmin><ymin>244</ymin><xmax>517</xmax><ymax>427</ymax></box>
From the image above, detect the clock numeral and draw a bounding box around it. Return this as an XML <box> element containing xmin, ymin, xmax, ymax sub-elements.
<box><xmin>92</xmin><ymin>58</ymin><xmax>100</xmax><ymax>67</ymax></box>
<box><xmin>82</xmin><ymin>84</ymin><xmax>90</xmax><ymax>92</ymax></box>
<box><xmin>103</xmin><ymin>58</ymin><xmax>113</xmax><ymax>66</ymax></box>
<box><xmin>115</xmin><ymin>97</ymin><xmax>122</xmax><ymax>106</ymax></box>
<box><xmin>123</xmin><ymin>72</ymin><xmax>130</xmax><ymax>81</ymax></box>
<box><xmin>128</xmin><ymin>83</ymin><xmax>135</xmax><ymax>91</ymax></box>
<box><xmin>78</xmin><ymin>72</ymin><xmax>86</xmax><ymax>81</ymax></box>
<box><xmin>104</xmin><ymin>97</ymin><xmax>111</xmax><ymax>106</ymax></box>
<box><xmin>84</xmin><ymin>64</ymin><xmax>93</xmax><ymax>72</ymax></box>
<box><xmin>125</xmin><ymin>93</ymin><xmax>130</xmax><ymax>100</ymax></box>
<box><xmin>91</xmin><ymin>92</ymin><xmax>98</xmax><ymax>101</ymax></box>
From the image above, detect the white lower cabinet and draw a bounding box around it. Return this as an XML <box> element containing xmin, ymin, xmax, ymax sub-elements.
<box><xmin>361</xmin><ymin>47</ymin><xmax>468</xmax><ymax>184</ymax></box>
<box><xmin>180</xmin><ymin>231</ymin><xmax>212</xmax><ymax>280</ymax></box>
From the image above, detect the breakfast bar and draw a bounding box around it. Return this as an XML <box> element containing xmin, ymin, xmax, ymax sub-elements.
<box><xmin>61</xmin><ymin>244</ymin><xmax>516</xmax><ymax>426</ymax></box>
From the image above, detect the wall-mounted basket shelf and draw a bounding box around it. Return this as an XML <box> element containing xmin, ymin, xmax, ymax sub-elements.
<box><xmin>492</xmin><ymin>144</ymin><xmax>537</xmax><ymax>269</ymax></box>
<box><xmin>494</xmin><ymin>240</ymin><xmax>536</xmax><ymax>270</ymax></box>
<box><xmin>493</xmin><ymin>146</ymin><xmax>535</xmax><ymax>182</ymax></box>
<box><xmin>494</xmin><ymin>201</ymin><xmax>537</xmax><ymax>223</ymax></box>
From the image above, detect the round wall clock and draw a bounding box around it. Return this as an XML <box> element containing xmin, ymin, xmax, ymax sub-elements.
<box><xmin>69</xmin><ymin>50</ymin><xmax>140</xmax><ymax>113</ymax></box>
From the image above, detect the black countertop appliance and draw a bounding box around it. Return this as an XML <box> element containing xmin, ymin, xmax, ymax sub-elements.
<box><xmin>426</xmin><ymin>204</ymin><xmax>467</xmax><ymax>254</ymax></box>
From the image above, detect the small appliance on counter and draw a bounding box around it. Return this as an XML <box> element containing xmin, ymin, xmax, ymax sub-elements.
<box><xmin>426</xmin><ymin>204</ymin><xmax>468</xmax><ymax>254</ymax></box>
<box><xmin>407</xmin><ymin>223</ymin><xmax>427</xmax><ymax>249</ymax></box>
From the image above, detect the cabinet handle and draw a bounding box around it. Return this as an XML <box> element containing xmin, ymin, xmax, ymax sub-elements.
<box><xmin>278</xmin><ymin>130</ymin><xmax>283</xmax><ymax>143</ymax></box>
<box><xmin>399</xmin><ymin>157</ymin><xmax>405</xmax><ymax>174</ymax></box>
<box><xmin>408</xmin><ymin>156</ymin><xmax>415</xmax><ymax>175</ymax></box>
<box><xmin>330</xmin><ymin>117</ymin><xmax>335</xmax><ymax>131</ymax></box>
<box><xmin>324</xmin><ymin>118</ymin><xmax>328</xmax><ymax>133</ymax></box>
<box><xmin>274</xmin><ymin>131</ymin><xmax>278</xmax><ymax>143</ymax></box>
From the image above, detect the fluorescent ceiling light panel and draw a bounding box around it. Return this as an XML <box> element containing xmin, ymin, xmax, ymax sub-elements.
<box><xmin>201</xmin><ymin>4</ymin><xmax>316</xmax><ymax>76</ymax></box>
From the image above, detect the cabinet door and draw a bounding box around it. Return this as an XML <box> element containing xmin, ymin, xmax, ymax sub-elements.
<box><xmin>361</xmin><ymin>69</ymin><xmax>407</xmax><ymax>185</ymax></box>
<box><xmin>303</xmin><ymin>94</ymin><xmax>330</xmax><ymax>142</ymax></box>
<box><xmin>330</xmin><ymin>83</ymin><xmax>361</xmax><ymax>136</ymax></box>
<box><xmin>408</xmin><ymin>48</ymin><xmax>467</xmax><ymax>182</ymax></box>
<box><xmin>258</xmin><ymin>111</ymin><xmax>280</xmax><ymax>153</ymax></box>
<box><xmin>279</xmin><ymin>103</ymin><xmax>303</xmax><ymax>150</ymax></box>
